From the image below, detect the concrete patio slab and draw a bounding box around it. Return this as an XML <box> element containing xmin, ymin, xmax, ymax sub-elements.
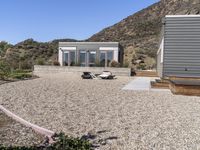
<box><xmin>122</xmin><ymin>77</ymin><xmax>170</xmax><ymax>92</ymax></box>
<box><xmin>122</xmin><ymin>77</ymin><xmax>151</xmax><ymax>91</ymax></box>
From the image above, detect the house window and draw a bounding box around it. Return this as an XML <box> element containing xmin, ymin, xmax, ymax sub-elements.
<box><xmin>63</xmin><ymin>51</ymin><xmax>76</xmax><ymax>66</ymax></box>
<box><xmin>70</xmin><ymin>51</ymin><xmax>76</xmax><ymax>66</ymax></box>
<box><xmin>80</xmin><ymin>51</ymin><xmax>86</xmax><ymax>66</ymax></box>
<box><xmin>107</xmin><ymin>51</ymin><xmax>114</xmax><ymax>66</ymax></box>
<box><xmin>63</xmin><ymin>52</ymin><xmax>69</xmax><ymax>66</ymax></box>
<box><xmin>89</xmin><ymin>51</ymin><xmax>96</xmax><ymax>67</ymax></box>
<box><xmin>99</xmin><ymin>51</ymin><xmax>114</xmax><ymax>67</ymax></box>
<box><xmin>100</xmin><ymin>52</ymin><xmax>106</xmax><ymax>67</ymax></box>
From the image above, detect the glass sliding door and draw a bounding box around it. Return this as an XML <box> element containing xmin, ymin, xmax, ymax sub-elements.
<box><xmin>63</xmin><ymin>51</ymin><xmax>76</xmax><ymax>66</ymax></box>
<box><xmin>107</xmin><ymin>51</ymin><xmax>114</xmax><ymax>66</ymax></box>
<box><xmin>100</xmin><ymin>52</ymin><xmax>106</xmax><ymax>67</ymax></box>
<box><xmin>80</xmin><ymin>51</ymin><xmax>86</xmax><ymax>66</ymax></box>
<box><xmin>99</xmin><ymin>51</ymin><xmax>114</xmax><ymax>67</ymax></box>
<box><xmin>63</xmin><ymin>52</ymin><xmax>69</xmax><ymax>66</ymax></box>
<box><xmin>89</xmin><ymin>51</ymin><xmax>96</xmax><ymax>67</ymax></box>
<box><xmin>70</xmin><ymin>51</ymin><xmax>76</xmax><ymax>66</ymax></box>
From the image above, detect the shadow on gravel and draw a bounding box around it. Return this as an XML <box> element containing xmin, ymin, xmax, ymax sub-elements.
<box><xmin>81</xmin><ymin>130</ymin><xmax>118</xmax><ymax>149</ymax></box>
<box><xmin>0</xmin><ymin>76</ymin><xmax>39</xmax><ymax>86</ymax></box>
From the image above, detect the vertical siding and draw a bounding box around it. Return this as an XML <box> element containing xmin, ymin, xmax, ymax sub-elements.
<box><xmin>163</xmin><ymin>16</ymin><xmax>200</xmax><ymax>77</ymax></box>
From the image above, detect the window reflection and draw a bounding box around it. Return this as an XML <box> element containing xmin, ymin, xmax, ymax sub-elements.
<box><xmin>80</xmin><ymin>51</ymin><xmax>86</xmax><ymax>66</ymax></box>
<box><xmin>63</xmin><ymin>50</ymin><xmax>115</xmax><ymax>67</ymax></box>
<box><xmin>63</xmin><ymin>53</ymin><xmax>68</xmax><ymax>66</ymax></box>
<box><xmin>89</xmin><ymin>51</ymin><xmax>96</xmax><ymax>67</ymax></box>
<box><xmin>70</xmin><ymin>51</ymin><xmax>75</xmax><ymax>66</ymax></box>
<box><xmin>107</xmin><ymin>51</ymin><xmax>113</xmax><ymax>66</ymax></box>
<box><xmin>100</xmin><ymin>52</ymin><xmax>106</xmax><ymax>67</ymax></box>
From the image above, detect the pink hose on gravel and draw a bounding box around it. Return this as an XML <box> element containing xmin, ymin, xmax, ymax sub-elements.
<box><xmin>0</xmin><ymin>105</ymin><xmax>55</xmax><ymax>141</ymax></box>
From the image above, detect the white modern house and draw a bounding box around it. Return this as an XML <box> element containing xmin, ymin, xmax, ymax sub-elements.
<box><xmin>58</xmin><ymin>42</ymin><xmax>123</xmax><ymax>67</ymax></box>
<box><xmin>157</xmin><ymin>15</ymin><xmax>200</xmax><ymax>78</ymax></box>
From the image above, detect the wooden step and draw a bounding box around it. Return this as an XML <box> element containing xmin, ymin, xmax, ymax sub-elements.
<box><xmin>136</xmin><ymin>71</ymin><xmax>158</xmax><ymax>77</ymax></box>
<box><xmin>151</xmin><ymin>81</ymin><xmax>169</xmax><ymax>89</ymax></box>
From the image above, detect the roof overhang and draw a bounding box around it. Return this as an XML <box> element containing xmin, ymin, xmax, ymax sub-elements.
<box><xmin>166</xmin><ymin>15</ymin><xmax>200</xmax><ymax>18</ymax></box>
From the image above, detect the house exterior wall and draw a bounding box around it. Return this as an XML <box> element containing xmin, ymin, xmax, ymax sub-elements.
<box><xmin>157</xmin><ymin>47</ymin><xmax>163</xmax><ymax>78</ymax></box>
<box><xmin>157</xmin><ymin>15</ymin><xmax>200</xmax><ymax>78</ymax></box>
<box><xmin>58</xmin><ymin>42</ymin><xmax>121</xmax><ymax>67</ymax></box>
<box><xmin>157</xmin><ymin>20</ymin><xmax>165</xmax><ymax>78</ymax></box>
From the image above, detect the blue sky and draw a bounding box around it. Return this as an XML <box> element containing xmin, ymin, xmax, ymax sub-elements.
<box><xmin>0</xmin><ymin>0</ymin><xmax>159</xmax><ymax>44</ymax></box>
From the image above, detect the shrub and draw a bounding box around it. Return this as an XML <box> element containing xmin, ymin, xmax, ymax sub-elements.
<box><xmin>14</xmin><ymin>69</ymin><xmax>32</xmax><ymax>74</ymax></box>
<box><xmin>0</xmin><ymin>60</ymin><xmax>11</xmax><ymax>80</ymax></box>
<box><xmin>122</xmin><ymin>62</ymin><xmax>129</xmax><ymax>68</ymax></box>
<box><xmin>137</xmin><ymin>63</ymin><xmax>146</xmax><ymax>70</ymax></box>
<box><xmin>9</xmin><ymin>72</ymin><xmax>32</xmax><ymax>79</ymax></box>
<box><xmin>0</xmin><ymin>132</ymin><xmax>92</xmax><ymax>150</ymax></box>
<box><xmin>109</xmin><ymin>60</ymin><xmax>120</xmax><ymax>67</ymax></box>
<box><xmin>49</xmin><ymin>132</ymin><xmax>91</xmax><ymax>150</ymax></box>
<box><xmin>53</xmin><ymin>61</ymin><xmax>60</xmax><ymax>66</ymax></box>
<box><xmin>36</xmin><ymin>58</ymin><xmax>45</xmax><ymax>65</ymax></box>
<box><xmin>19</xmin><ymin>60</ymin><xmax>32</xmax><ymax>70</ymax></box>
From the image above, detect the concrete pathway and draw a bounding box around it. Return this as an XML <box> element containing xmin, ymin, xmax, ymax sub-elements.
<box><xmin>122</xmin><ymin>77</ymin><xmax>170</xmax><ymax>92</ymax></box>
<box><xmin>122</xmin><ymin>77</ymin><xmax>151</xmax><ymax>91</ymax></box>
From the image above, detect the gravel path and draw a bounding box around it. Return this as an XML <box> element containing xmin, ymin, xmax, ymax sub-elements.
<box><xmin>1</xmin><ymin>73</ymin><xmax>200</xmax><ymax>149</ymax></box>
<box><xmin>0</xmin><ymin>110</ymin><xmax>43</xmax><ymax>147</ymax></box>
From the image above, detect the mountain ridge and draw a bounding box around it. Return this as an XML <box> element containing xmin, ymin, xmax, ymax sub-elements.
<box><xmin>88</xmin><ymin>0</ymin><xmax>200</xmax><ymax>68</ymax></box>
<box><xmin>1</xmin><ymin>0</ymin><xmax>200</xmax><ymax>69</ymax></box>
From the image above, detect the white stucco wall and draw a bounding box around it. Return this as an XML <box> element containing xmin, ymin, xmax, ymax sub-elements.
<box><xmin>58</xmin><ymin>49</ymin><xmax>63</xmax><ymax>66</ymax></box>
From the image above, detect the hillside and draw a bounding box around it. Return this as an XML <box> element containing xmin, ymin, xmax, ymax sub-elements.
<box><xmin>88</xmin><ymin>0</ymin><xmax>200</xmax><ymax>69</ymax></box>
<box><xmin>1</xmin><ymin>0</ymin><xmax>200</xmax><ymax>70</ymax></box>
<box><xmin>3</xmin><ymin>39</ymin><xmax>76</xmax><ymax>69</ymax></box>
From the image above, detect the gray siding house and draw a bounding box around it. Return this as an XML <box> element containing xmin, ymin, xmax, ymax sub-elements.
<box><xmin>58</xmin><ymin>42</ymin><xmax>123</xmax><ymax>67</ymax></box>
<box><xmin>157</xmin><ymin>15</ymin><xmax>200</xmax><ymax>78</ymax></box>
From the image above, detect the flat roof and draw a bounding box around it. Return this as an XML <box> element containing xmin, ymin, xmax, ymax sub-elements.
<box><xmin>166</xmin><ymin>15</ymin><xmax>200</xmax><ymax>18</ymax></box>
<box><xmin>59</xmin><ymin>42</ymin><xmax>119</xmax><ymax>45</ymax></box>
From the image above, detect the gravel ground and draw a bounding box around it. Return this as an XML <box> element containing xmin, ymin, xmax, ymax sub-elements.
<box><xmin>0</xmin><ymin>110</ymin><xmax>43</xmax><ymax>147</ymax></box>
<box><xmin>1</xmin><ymin>73</ymin><xmax>200</xmax><ymax>149</ymax></box>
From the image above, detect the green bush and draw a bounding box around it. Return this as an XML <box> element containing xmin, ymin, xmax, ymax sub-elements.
<box><xmin>13</xmin><ymin>69</ymin><xmax>32</xmax><ymax>74</ymax></box>
<box><xmin>0</xmin><ymin>132</ymin><xmax>92</xmax><ymax>150</ymax></box>
<box><xmin>122</xmin><ymin>62</ymin><xmax>129</xmax><ymax>68</ymax></box>
<box><xmin>52</xmin><ymin>61</ymin><xmax>60</xmax><ymax>66</ymax></box>
<box><xmin>0</xmin><ymin>60</ymin><xmax>11</xmax><ymax>80</ymax></box>
<box><xmin>36</xmin><ymin>58</ymin><xmax>45</xmax><ymax>65</ymax></box>
<box><xmin>49</xmin><ymin>132</ymin><xmax>91</xmax><ymax>150</ymax></box>
<box><xmin>137</xmin><ymin>63</ymin><xmax>146</xmax><ymax>70</ymax></box>
<box><xmin>109</xmin><ymin>60</ymin><xmax>120</xmax><ymax>68</ymax></box>
<box><xmin>9</xmin><ymin>72</ymin><xmax>32</xmax><ymax>79</ymax></box>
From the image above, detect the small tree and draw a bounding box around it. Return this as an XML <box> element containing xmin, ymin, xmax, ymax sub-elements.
<box><xmin>0</xmin><ymin>60</ymin><xmax>11</xmax><ymax>80</ymax></box>
<box><xmin>36</xmin><ymin>58</ymin><xmax>45</xmax><ymax>65</ymax></box>
<box><xmin>53</xmin><ymin>60</ymin><xmax>60</xmax><ymax>66</ymax></box>
<box><xmin>0</xmin><ymin>41</ymin><xmax>12</xmax><ymax>57</ymax></box>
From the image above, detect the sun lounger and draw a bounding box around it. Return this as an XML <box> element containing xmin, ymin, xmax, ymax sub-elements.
<box><xmin>99</xmin><ymin>71</ymin><xmax>115</xmax><ymax>79</ymax></box>
<box><xmin>81</xmin><ymin>72</ymin><xmax>97</xmax><ymax>79</ymax></box>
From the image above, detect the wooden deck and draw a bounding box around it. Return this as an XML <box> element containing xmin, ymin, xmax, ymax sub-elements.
<box><xmin>151</xmin><ymin>79</ymin><xmax>169</xmax><ymax>89</ymax></box>
<box><xmin>169</xmin><ymin>79</ymin><xmax>200</xmax><ymax>96</ymax></box>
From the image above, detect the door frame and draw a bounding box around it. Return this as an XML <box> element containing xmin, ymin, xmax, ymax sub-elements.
<box><xmin>62</xmin><ymin>50</ymin><xmax>76</xmax><ymax>66</ymax></box>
